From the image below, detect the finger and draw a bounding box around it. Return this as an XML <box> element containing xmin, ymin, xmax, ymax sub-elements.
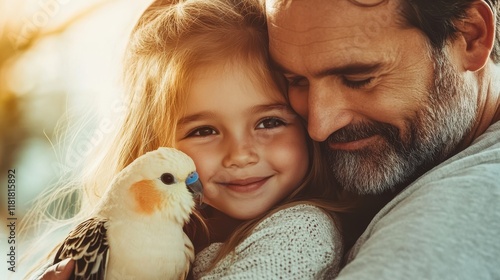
<box><xmin>40</xmin><ymin>258</ymin><xmax>74</xmax><ymax>280</ymax></box>
<box><xmin>55</xmin><ymin>258</ymin><xmax>74</xmax><ymax>278</ymax></box>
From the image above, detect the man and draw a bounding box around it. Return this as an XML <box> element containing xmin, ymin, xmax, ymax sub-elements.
<box><xmin>266</xmin><ymin>0</ymin><xmax>500</xmax><ymax>278</ymax></box>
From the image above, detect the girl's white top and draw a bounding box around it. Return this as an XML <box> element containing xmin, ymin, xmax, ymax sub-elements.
<box><xmin>192</xmin><ymin>204</ymin><xmax>343</xmax><ymax>280</ymax></box>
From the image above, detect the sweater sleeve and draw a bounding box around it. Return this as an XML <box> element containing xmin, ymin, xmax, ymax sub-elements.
<box><xmin>193</xmin><ymin>204</ymin><xmax>343</xmax><ymax>280</ymax></box>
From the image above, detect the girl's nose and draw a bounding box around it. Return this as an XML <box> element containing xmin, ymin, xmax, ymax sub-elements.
<box><xmin>222</xmin><ymin>137</ymin><xmax>259</xmax><ymax>168</ymax></box>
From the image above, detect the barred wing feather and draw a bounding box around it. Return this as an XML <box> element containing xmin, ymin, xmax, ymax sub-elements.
<box><xmin>54</xmin><ymin>217</ymin><xmax>109</xmax><ymax>280</ymax></box>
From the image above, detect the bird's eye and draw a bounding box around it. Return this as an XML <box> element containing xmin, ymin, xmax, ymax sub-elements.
<box><xmin>160</xmin><ymin>173</ymin><xmax>175</xmax><ymax>185</ymax></box>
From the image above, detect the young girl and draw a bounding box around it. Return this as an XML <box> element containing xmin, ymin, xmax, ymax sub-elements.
<box><xmin>26</xmin><ymin>0</ymin><xmax>354</xmax><ymax>279</ymax></box>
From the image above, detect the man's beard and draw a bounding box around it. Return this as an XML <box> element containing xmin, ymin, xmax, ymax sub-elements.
<box><xmin>325</xmin><ymin>48</ymin><xmax>477</xmax><ymax>195</ymax></box>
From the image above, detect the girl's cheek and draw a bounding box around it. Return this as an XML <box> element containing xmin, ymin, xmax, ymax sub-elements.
<box><xmin>199</xmin><ymin>181</ymin><xmax>219</xmax><ymax>206</ymax></box>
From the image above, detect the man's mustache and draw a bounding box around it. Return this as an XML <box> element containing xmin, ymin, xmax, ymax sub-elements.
<box><xmin>326</xmin><ymin>121</ymin><xmax>401</xmax><ymax>145</ymax></box>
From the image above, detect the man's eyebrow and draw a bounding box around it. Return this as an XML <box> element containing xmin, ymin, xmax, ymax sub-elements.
<box><xmin>317</xmin><ymin>63</ymin><xmax>382</xmax><ymax>77</ymax></box>
<box><xmin>271</xmin><ymin>60</ymin><xmax>382</xmax><ymax>77</ymax></box>
<box><xmin>270</xmin><ymin>59</ymin><xmax>296</xmax><ymax>76</ymax></box>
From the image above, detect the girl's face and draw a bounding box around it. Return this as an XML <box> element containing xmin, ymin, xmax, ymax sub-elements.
<box><xmin>175</xmin><ymin>62</ymin><xmax>309</xmax><ymax>220</ymax></box>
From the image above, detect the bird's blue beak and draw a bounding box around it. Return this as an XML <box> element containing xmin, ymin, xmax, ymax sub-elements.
<box><xmin>186</xmin><ymin>171</ymin><xmax>203</xmax><ymax>204</ymax></box>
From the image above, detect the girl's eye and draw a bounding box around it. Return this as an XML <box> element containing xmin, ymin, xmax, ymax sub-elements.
<box><xmin>256</xmin><ymin>117</ymin><xmax>286</xmax><ymax>129</ymax></box>
<box><xmin>342</xmin><ymin>77</ymin><xmax>374</xmax><ymax>89</ymax></box>
<box><xmin>187</xmin><ymin>127</ymin><xmax>217</xmax><ymax>137</ymax></box>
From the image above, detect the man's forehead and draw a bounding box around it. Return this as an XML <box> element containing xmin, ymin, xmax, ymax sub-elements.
<box><xmin>266</xmin><ymin>0</ymin><xmax>404</xmax><ymax>37</ymax></box>
<box><xmin>266</xmin><ymin>0</ymin><xmax>402</xmax><ymax>40</ymax></box>
<box><xmin>266</xmin><ymin>0</ymin><xmax>408</xmax><ymax>75</ymax></box>
<box><xmin>264</xmin><ymin>0</ymin><xmax>404</xmax><ymax>18</ymax></box>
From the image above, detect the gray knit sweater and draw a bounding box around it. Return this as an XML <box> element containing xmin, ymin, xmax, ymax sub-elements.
<box><xmin>193</xmin><ymin>204</ymin><xmax>343</xmax><ymax>279</ymax></box>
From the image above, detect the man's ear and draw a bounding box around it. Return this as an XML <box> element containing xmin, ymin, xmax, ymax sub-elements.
<box><xmin>454</xmin><ymin>1</ymin><xmax>495</xmax><ymax>71</ymax></box>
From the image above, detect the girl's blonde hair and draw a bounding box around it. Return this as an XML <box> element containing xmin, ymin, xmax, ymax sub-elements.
<box><xmin>121</xmin><ymin>0</ymin><xmax>352</xmax><ymax>269</ymax></box>
<box><xmin>21</xmin><ymin>0</ymin><xmax>355</xmax><ymax>275</ymax></box>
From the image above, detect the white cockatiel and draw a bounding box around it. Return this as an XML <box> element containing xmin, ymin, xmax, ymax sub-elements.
<box><xmin>53</xmin><ymin>147</ymin><xmax>203</xmax><ymax>280</ymax></box>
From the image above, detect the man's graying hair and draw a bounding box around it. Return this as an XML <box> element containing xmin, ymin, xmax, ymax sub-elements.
<box><xmin>351</xmin><ymin>0</ymin><xmax>500</xmax><ymax>63</ymax></box>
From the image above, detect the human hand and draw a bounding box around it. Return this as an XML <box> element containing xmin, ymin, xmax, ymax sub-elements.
<box><xmin>37</xmin><ymin>258</ymin><xmax>74</xmax><ymax>280</ymax></box>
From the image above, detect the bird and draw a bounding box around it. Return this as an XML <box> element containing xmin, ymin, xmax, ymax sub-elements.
<box><xmin>52</xmin><ymin>147</ymin><xmax>203</xmax><ymax>280</ymax></box>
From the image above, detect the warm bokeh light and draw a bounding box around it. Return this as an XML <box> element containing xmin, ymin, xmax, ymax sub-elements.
<box><xmin>0</xmin><ymin>0</ymin><xmax>152</xmax><ymax>278</ymax></box>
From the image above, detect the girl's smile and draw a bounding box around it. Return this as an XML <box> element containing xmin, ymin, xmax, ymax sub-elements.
<box><xmin>216</xmin><ymin>175</ymin><xmax>273</xmax><ymax>194</ymax></box>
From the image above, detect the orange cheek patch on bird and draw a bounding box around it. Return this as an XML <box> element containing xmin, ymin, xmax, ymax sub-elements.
<box><xmin>130</xmin><ymin>180</ymin><xmax>163</xmax><ymax>214</ymax></box>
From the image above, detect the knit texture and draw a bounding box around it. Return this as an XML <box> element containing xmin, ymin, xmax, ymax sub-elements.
<box><xmin>193</xmin><ymin>204</ymin><xmax>342</xmax><ymax>279</ymax></box>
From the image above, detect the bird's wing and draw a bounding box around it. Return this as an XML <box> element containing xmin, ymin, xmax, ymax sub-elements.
<box><xmin>54</xmin><ymin>217</ymin><xmax>109</xmax><ymax>280</ymax></box>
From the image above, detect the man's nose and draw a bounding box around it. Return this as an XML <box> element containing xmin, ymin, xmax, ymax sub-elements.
<box><xmin>306</xmin><ymin>82</ymin><xmax>354</xmax><ymax>142</ymax></box>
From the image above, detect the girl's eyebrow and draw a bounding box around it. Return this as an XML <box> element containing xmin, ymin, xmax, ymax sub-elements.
<box><xmin>250</xmin><ymin>103</ymin><xmax>291</xmax><ymax>115</ymax></box>
<box><xmin>177</xmin><ymin>103</ymin><xmax>292</xmax><ymax>126</ymax></box>
<box><xmin>177</xmin><ymin>111</ymin><xmax>216</xmax><ymax>126</ymax></box>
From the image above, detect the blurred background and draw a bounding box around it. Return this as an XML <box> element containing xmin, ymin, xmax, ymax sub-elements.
<box><xmin>0</xmin><ymin>0</ymin><xmax>152</xmax><ymax>277</ymax></box>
